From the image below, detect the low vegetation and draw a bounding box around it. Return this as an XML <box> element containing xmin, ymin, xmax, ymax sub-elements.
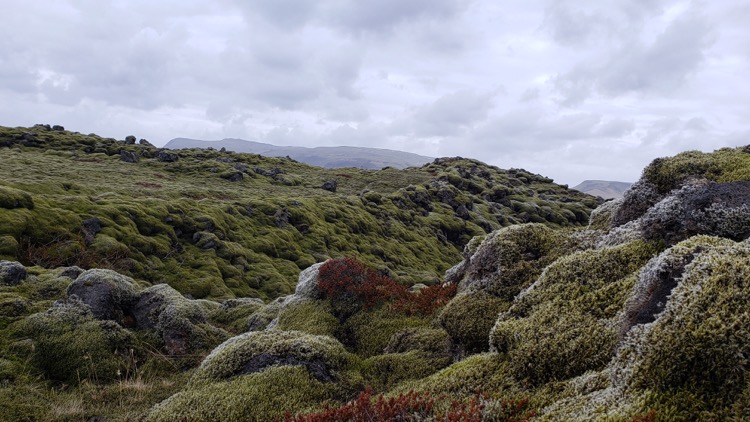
<box><xmin>2</xmin><ymin>126</ymin><xmax>750</xmax><ymax>420</ymax></box>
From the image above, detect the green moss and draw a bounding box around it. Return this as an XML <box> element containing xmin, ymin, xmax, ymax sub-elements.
<box><xmin>194</xmin><ymin>330</ymin><xmax>353</xmax><ymax>383</ymax></box>
<box><xmin>491</xmin><ymin>240</ymin><xmax>659</xmax><ymax>385</ymax></box>
<box><xmin>461</xmin><ymin>223</ymin><xmax>575</xmax><ymax>300</ymax></box>
<box><xmin>0</xmin><ymin>186</ymin><xmax>34</xmax><ymax>210</ymax></box>
<box><xmin>642</xmin><ymin>147</ymin><xmax>750</xmax><ymax>194</ymax></box>
<box><xmin>12</xmin><ymin>299</ymin><xmax>136</xmax><ymax>384</ymax></box>
<box><xmin>0</xmin><ymin>235</ymin><xmax>18</xmax><ymax>258</ymax></box>
<box><xmin>587</xmin><ymin>199</ymin><xmax>620</xmax><ymax>231</ymax></box>
<box><xmin>621</xmin><ymin>242</ymin><xmax>750</xmax><ymax>406</ymax></box>
<box><xmin>145</xmin><ymin>366</ymin><xmax>339</xmax><ymax>422</ymax></box>
<box><xmin>339</xmin><ymin>308</ymin><xmax>430</xmax><ymax>358</ymax></box>
<box><xmin>208</xmin><ymin>298</ymin><xmax>264</xmax><ymax>334</ymax></box>
<box><xmin>384</xmin><ymin>327</ymin><xmax>451</xmax><ymax>356</ymax></box>
<box><xmin>0</xmin><ymin>125</ymin><xmax>597</xmax><ymax>301</ymax></box>
<box><xmin>438</xmin><ymin>292</ymin><xmax>509</xmax><ymax>354</ymax></box>
<box><xmin>136</xmin><ymin>284</ymin><xmax>229</xmax><ymax>356</ymax></box>
<box><xmin>277</xmin><ymin>301</ymin><xmax>339</xmax><ymax>337</ymax></box>
<box><xmin>395</xmin><ymin>353</ymin><xmax>515</xmax><ymax>398</ymax></box>
<box><xmin>362</xmin><ymin>351</ymin><xmax>451</xmax><ymax>391</ymax></box>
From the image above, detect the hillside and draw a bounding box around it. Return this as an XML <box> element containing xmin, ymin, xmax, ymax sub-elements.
<box><xmin>5</xmin><ymin>125</ymin><xmax>749</xmax><ymax>420</ymax></box>
<box><xmin>0</xmin><ymin>124</ymin><xmax>597</xmax><ymax>300</ymax></box>
<box><xmin>165</xmin><ymin>137</ymin><xmax>434</xmax><ymax>170</ymax></box>
<box><xmin>572</xmin><ymin>179</ymin><xmax>632</xmax><ymax>199</ymax></box>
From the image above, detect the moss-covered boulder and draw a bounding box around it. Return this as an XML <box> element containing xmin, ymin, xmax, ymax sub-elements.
<box><xmin>457</xmin><ymin>224</ymin><xmax>574</xmax><ymax>299</ymax></box>
<box><xmin>194</xmin><ymin>330</ymin><xmax>353</xmax><ymax>384</ymax></box>
<box><xmin>0</xmin><ymin>186</ymin><xmax>34</xmax><ymax>210</ymax></box>
<box><xmin>338</xmin><ymin>308</ymin><xmax>430</xmax><ymax>358</ymax></box>
<box><xmin>66</xmin><ymin>268</ymin><xmax>139</xmax><ymax>323</ymax></box>
<box><xmin>638</xmin><ymin>181</ymin><xmax>750</xmax><ymax>244</ymax></box>
<box><xmin>11</xmin><ymin>297</ymin><xmax>135</xmax><ymax>384</ymax></box>
<box><xmin>208</xmin><ymin>297</ymin><xmax>265</xmax><ymax>334</ymax></box>
<box><xmin>619</xmin><ymin>235</ymin><xmax>735</xmax><ymax>336</ymax></box>
<box><xmin>384</xmin><ymin>327</ymin><xmax>451</xmax><ymax>356</ymax></box>
<box><xmin>144</xmin><ymin>366</ymin><xmax>339</xmax><ymax>421</ymax></box>
<box><xmin>615</xmin><ymin>241</ymin><xmax>750</xmax><ymax>407</ymax></box>
<box><xmin>0</xmin><ymin>261</ymin><xmax>26</xmax><ymax>286</ymax></box>
<box><xmin>438</xmin><ymin>291</ymin><xmax>508</xmax><ymax>355</ymax></box>
<box><xmin>490</xmin><ymin>241</ymin><xmax>658</xmax><ymax>385</ymax></box>
<box><xmin>131</xmin><ymin>284</ymin><xmax>228</xmax><ymax>355</ymax></box>
<box><xmin>363</xmin><ymin>350</ymin><xmax>451</xmax><ymax>391</ymax></box>
<box><xmin>276</xmin><ymin>301</ymin><xmax>339</xmax><ymax>337</ymax></box>
<box><xmin>395</xmin><ymin>353</ymin><xmax>515</xmax><ymax>398</ymax></box>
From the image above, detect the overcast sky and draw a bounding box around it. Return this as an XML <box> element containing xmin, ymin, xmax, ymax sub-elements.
<box><xmin>2</xmin><ymin>1</ymin><xmax>749</xmax><ymax>185</ymax></box>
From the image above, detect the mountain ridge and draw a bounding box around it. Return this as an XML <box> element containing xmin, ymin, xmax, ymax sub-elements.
<box><xmin>165</xmin><ymin>137</ymin><xmax>434</xmax><ymax>170</ymax></box>
<box><xmin>572</xmin><ymin>179</ymin><xmax>632</xmax><ymax>199</ymax></box>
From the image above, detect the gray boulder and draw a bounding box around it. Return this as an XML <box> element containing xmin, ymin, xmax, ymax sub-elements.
<box><xmin>321</xmin><ymin>180</ymin><xmax>337</xmax><ymax>192</ymax></box>
<box><xmin>156</xmin><ymin>150</ymin><xmax>179</xmax><ymax>162</ymax></box>
<box><xmin>59</xmin><ymin>266</ymin><xmax>85</xmax><ymax>279</ymax></box>
<box><xmin>640</xmin><ymin>181</ymin><xmax>750</xmax><ymax>245</ymax></box>
<box><xmin>66</xmin><ymin>269</ymin><xmax>138</xmax><ymax>323</ymax></box>
<box><xmin>125</xmin><ymin>135</ymin><xmax>137</xmax><ymax>144</ymax></box>
<box><xmin>292</xmin><ymin>261</ymin><xmax>326</xmax><ymax>301</ymax></box>
<box><xmin>0</xmin><ymin>261</ymin><xmax>27</xmax><ymax>285</ymax></box>
<box><xmin>131</xmin><ymin>284</ymin><xmax>226</xmax><ymax>355</ymax></box>
<box><xmin>119</xmin><ymin>150</ymin><xmax>139</xmax><ymax>163</ymax></box>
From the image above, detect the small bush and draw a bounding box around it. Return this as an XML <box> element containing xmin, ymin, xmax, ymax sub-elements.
<box><xmin>283</xmin><ymin>388</ymin><xmax>511</xmax><ymax>422</ymax></box>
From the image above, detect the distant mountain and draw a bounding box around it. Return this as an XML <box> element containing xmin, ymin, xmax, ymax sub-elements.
<box><xmin>164</xmin><ymin>137</ymin><xmax>433</xmax><ymax>170</ymax></box>
<box><xmin>572</xmin><ymin>180</ymin><xmax>632</xmax><ymax>200</ymax></box>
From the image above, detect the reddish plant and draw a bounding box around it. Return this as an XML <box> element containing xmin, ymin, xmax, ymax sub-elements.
<box><xmin>631</xmin><ymin>409</ymin><xmax>657</xmax><ymax>422</ymax></box>
<box><xmin>392</xmin><ymin>282</ymin><xmax>458</xmax><ymax>317</ymax></box>
<box><xmin>318</xmin><ymin>257</ymin><xmax>410</xmax><ymax>311</ymax></box>
<box><xmin>318</xmin><ymin>257</ymin><xmax>458</xmax><ymax>317</ymax></box>
<box><xmin>283</xmin><ymin>389</ymin><xmax>535</xmax><ymax>422</ymax></box>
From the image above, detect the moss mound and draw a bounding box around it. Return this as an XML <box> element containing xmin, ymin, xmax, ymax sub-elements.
<box><xmin>438</xmin><ymin>291</ymin><xmax>508</xmax><ymax>355</ymax></box>
<box><xmin>12</xmin><ymin>298</ymin><xmax>136</xmax><ymax>384</ymax></box>
<box><xmin>338</xmin><ymin>308</ymin><xmax>430</xmax><ymax>358</ymax></box>
<box><xmin>145</xmin><ymin>366</ymin><xmax>339</xmax><ymax>421</ymax></box>
<box><xmin>458</xmin><ymin>223</ymin><xmax>575</xmax><ymax>299</ymax></box>
<box><xmin>276</xmin><ymin>301</ymin><xmax>340</xmax><ymax>337</ymax></box>
<box><xmin>490</xmin><ymin>240</ymin><xmax>659</xmax><ymax>385</ymax></box>
<box><xmin>195</xmin><ymin>330</ymin><xmax>353</xmax><ymax>384</ymax></box>
<box><xmin>617</xmin><ymin>241</ymin><xmax>750</xmax><ymax>407</ymax></box>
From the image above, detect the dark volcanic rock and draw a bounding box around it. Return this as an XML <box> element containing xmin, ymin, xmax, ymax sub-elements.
<box><xmin>59</xmin><ymin>266</ymin><xmax>85</xmax><ymax>279</ymax></box>
<box><xmin>641</xmin><ymin>181</ymin><xmax>750</xmax><ymax>245</ymax></box>
<box><xmin>81</xmin><ymin>217</ymin><xmax>103</xmax><ymax>244</ymax></box>
<box><xmin>125</xmin><ymin>135</ymin><xmax>137</xmax><ymax>145</ymax></box>
<box><xmin>321</xmin><ymin>180</ymin><xmax>337</xmax><ymax>192</ymax></box>
<box><xmin>156</xmin><ymin>150</ymin><xmax>179</xmax><ymax>162</ymax></box>
<box><xmin>119</xmin><ymin>150</ymin><xmax>139</xmax><ymax>163</ymax></box>
<box><xmin>66</xmin><ymin>269</ymin><xmax>138</xmax><ymax>323</ymax></box>
<box><xmin>0</xmin><ymin>261</ymin><xmax>27</xmax><ymax>285</ymax></box>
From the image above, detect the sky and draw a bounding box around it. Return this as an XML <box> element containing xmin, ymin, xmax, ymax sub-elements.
<box><xmin>2</xmin><ymin>1</ymin><xmax>749</xmax><ymax>186</ymax></box>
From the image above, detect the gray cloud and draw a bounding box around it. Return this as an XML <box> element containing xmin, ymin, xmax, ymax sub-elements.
<box><xmin>553</xmin><ymin>5</ymin><xmax>716</xmax><ymax>105</ymax></box>
<box><xmin>392</xmin><ymin>90</ymin><xmax>497</xmax><ymax>137</ymax></box>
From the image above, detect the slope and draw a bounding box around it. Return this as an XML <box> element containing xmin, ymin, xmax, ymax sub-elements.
<box><xmin>0</xmin><ymin>124</ymin><xmax>598</xmax><ymax>301</ymax></box>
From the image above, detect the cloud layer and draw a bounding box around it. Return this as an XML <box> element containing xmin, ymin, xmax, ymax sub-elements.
<box><xmin>1</xmin><ymin>0</ymin><xmax>748</xmax><ymax>185</ymax></box>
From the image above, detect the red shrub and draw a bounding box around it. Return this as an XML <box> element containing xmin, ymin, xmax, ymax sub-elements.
<box><xmin>392</xmin><ymin>282</ymin><xmax>458</xmax><ymax>317</ymax></box>
<box><xmin>318</xmin><ymin>257</ymin><xmax>458</xmax><ymax>317</ymax></box>
<box><xmin>318</xmin><ymin>257</ymin><xmax>410</xmax><ymax>310</ymax></box>
<box><xmin>283</xmin><ymin>389</ymin><xmax>534</xmax><ymax>422</ymax></box>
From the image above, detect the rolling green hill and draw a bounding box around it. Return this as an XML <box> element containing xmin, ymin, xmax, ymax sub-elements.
<box><xmin>0</xmin><ymin>124</ymin><xmax>598</xmax><ymax>300</ymax></box>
